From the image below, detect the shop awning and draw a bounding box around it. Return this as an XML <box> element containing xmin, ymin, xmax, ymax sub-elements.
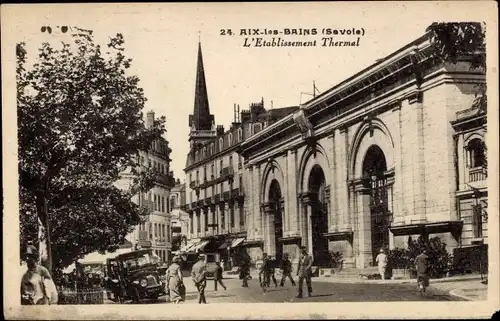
<box><xmin>194</xmin><ymin>240</ymin><xmax>210</xmax><ymax>252</ymax></box>
<box><xmin>179</xmin><ymin>238</ymin><xmax>200</xmax><ymax>252</ymax></box>
<box><xmin>230</xmin><ymin>237</ymin><xmax>246</xmax><ymax>248</ymax></box>
<box><xmin>389</xmin><ymin>220</ymin><xmax>463</xmax><ymax>236</ymax></box>
<box><xmin>218</xmin><ymin>239</ymin><xmax>233</xmax><ymax>250</ymax></box>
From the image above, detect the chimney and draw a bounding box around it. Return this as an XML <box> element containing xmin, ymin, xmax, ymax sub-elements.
<box><xmin>216</xmin><ymin>125</ymin><xmax>225</xmax><ymax>135</ymax></box>
<box><xmin>146</xmin><ymin>110</ymin><xmax>155</xmax><ymax>128</ymax></box>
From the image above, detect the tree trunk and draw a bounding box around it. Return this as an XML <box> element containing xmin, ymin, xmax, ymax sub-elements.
<box><xmin>36</xmin><ymin>193</ymin><xmax>53</xmax><ymax>274</ymax></box>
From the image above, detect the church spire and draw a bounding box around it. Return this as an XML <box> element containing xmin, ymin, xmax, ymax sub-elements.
<box><xmin>189</xmin><ymin>41</ymin><xmax>214</xmax><ymax>131</ymax></box>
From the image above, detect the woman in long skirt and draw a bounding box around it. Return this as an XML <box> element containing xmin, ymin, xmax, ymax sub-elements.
<box><xmin>166</xmin><ymin>256</ymin><xmax>184</xmax><ymax>304</ymax></box>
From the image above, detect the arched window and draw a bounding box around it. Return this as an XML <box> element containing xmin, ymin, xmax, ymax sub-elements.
<box><xmin>203</xmin><ymin>147</ymin><xmax>207</xmax><ymax>157</ymax></box>
<box><xmin>468</xmin><ymin>138</ymin><xmax>486</xmax><ymax>168</ymax></box>
<box><xmin>219</xmin><ymin>138</ymin><xmax>224</xmax><ymax>151</ymax></box>
<box><xmin>211</xmin><ymin>143</ymin><xmax>215</xmax><ymax>154</ymax></box>
<box><xmin>228</xmin><ymin>133</ymin><xmax>233</xmax><ymax>146</ymax></box>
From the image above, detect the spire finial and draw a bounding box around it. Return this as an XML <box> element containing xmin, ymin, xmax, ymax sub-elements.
<box><xmin>198</xmin><ymin>30</ymin><xmax>201</xmax><ymax>43</ymax></box>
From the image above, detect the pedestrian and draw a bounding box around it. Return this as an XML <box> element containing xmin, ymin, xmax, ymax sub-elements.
<box><xmin>415</xmin><ymin>249</ymin><xmax>430</xmax><ymax>295</ymax></box>
<box><xmin>191</xmin><ymin>254</ymin><xmax>207</xmax><ymax>304</ymax></box>
<box><xmin>280</xmin><ymin>253</ymin><xmax>296</xmax><ymax>287</ymax></box>
<box><xmin>296</xmin><ymin>246</ymin><xmax>313</xmax><ymax>298</ymax></box>
<box><xmin>375</xmin><ymin>248</ymin><xmax>388</xmax><ymax>280</ymax></box>
<box><xmin>240</xmin><ymin>258</ymin><xmax>250</xmax><ymax>288</ymax></box>
<box><xmin>267</xmin><ymin>256</ymin><xmax>278</xmax><ymax>288</ymax></box>
<box><xmin>20</xmin><ymin>244</ymin><xmax>58</xmax><ymax>305</ymax></box>
<box><xmin>166</xmin><ymin>256</ymin><xmax>184</xmax><ymax>304</ymax></box>
<box><xmin>259</xmin><ymin>253</ymin><xmax>270</xmax><ymax>292</ymax></box>
<box><xmin>213</xmin><ymin>261</ymin><xmax>227</xmax><ymax>291</ymax></box>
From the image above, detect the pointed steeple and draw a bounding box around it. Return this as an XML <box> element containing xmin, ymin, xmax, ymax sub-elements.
<box><xmin>189</xmin><ymin>42</ymin><xmax>214</xmax><ymax>131</ymax></box>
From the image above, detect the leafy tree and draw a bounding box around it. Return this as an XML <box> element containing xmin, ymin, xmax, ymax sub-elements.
<box><xmin>426</xmin><ymin>22</ymin><xmax>486</xmax><ymax>111</ymax></box>
<box><xmin>17</xmin><ymin>28</ymin><xmax>165</xmax><ymax>274</ymax></box>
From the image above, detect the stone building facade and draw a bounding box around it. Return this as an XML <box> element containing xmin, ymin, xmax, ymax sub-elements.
<box><xmin>183</xmin><ymin>43</ymin><xmax>299</xmax><ymax>264</ymax></box>
<box><xmin>118</xmin><ymin>111</ymin><xmax>177</xmax><ymax>263</ymax></box>
<box><xmin>238</xmin><ymin>33</ymin><xmax>487</xmax><ymax>270</ymax></box>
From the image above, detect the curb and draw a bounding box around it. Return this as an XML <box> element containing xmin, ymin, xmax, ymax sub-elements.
<box><xmin>314</xmin><ymin>274</ymin><xmax>482</xmax><ymax>285</ymax></box>
<box><xmin>448</xmin><ymin>288</ymin><xmax>473</xmax><ymax>301</ymax></box>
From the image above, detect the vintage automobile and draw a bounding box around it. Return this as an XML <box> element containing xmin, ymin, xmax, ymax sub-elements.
<box><xmin>76</xmin><ymin>262</ymin><xmax>105</xmax><ymax>288</ymax></box>
<box><xmin>104</xmin><ymin>249</ymin><xmax>166</xmax><ymax>303</ymax></box>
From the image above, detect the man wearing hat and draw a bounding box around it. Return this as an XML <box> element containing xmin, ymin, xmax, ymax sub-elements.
<box><xmin>21</xmin><ymin>243</ymin><xmax>57</xmax><ymax>305</ymax></box>
<box><xmin>415</xmin><ymin>248</ymin><xmax>430</xmax><ymax>295</ymax></box>
<box><xmin>191</xmin><ymin>254</ymin><xmax>207</xmax><ymax>304</ymax></box>
<box><xmin>375</xmin><ymin>248</ymin><xmax>388</xmax><ymax>280</ymax></box>
<box><xmin>296</xmin><ymin>246</ymin><xmax>313</xmax><ymax>298</ymax></box>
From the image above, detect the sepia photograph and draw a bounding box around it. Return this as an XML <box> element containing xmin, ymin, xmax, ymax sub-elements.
<box><xmin>2</xmin><ymin>1</ymin><xmax>499</xmax><ymax>319</ymax></box>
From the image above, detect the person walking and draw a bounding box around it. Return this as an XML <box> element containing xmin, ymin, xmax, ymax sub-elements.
<box><xmin>191</xmin><ymin>254</ymin><xmax>207</xmax><ymax>304</ymax></box>
<box><xmin>240</xmin><ymin>258</ymin><xmax>250</xmax><ymax>288</ymax></box>
<box><xmin>259</xmin><ymin>253</ymin><xmax>270</xmax><ymax>292</ymax></box>
<box><xmin>296</xmin><ymin>246</ymin><xmax>313</xmax><ymax>298</ymax></box>
<box><xmin>213</xmin><ymin>261</ymin><xmax>227</xmax><ymax>291</ymax></box>
<box><xmin>415</xmin><ymin>249</ymin><xmax>430</xmax><ymax>295</ymax></box>
<box><xmin>375</xmin><ymin>248</ymin><xmax>388</xmax><ymax>280</ymax></box>
<box><xmin>267</xmin><ymin>256</ymin><xmax>278</xmax><ymax>288</ymax></box>
<box><xmin>20</xmin><ymin>244</ymin><xmax>58</xmax><ymax>305</ymax></box>
<box><xmin>280</xmin><ymin>253</ymin><xmax>296</xmax><ymax>287</ymax></box>
<box><xmin>166</xmin><ymin>256</ymin><xmax>184</xmax><ymax>304</ymax></box>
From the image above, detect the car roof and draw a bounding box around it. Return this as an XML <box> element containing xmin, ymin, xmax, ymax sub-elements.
<box><xmin>115</xmin><ymin>249</ymin><xmax>152</xmax><ymax>260</ymax></box>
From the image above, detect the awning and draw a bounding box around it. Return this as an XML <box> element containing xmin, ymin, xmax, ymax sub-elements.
<box><xmin>63</xmin><ymin>248</ymin><xmax>133</xmax><ymax>274</ymax></box>
<box><xmin>218</xmin><ymin>239</ymin><xmax>233</xmax><ymax>250</ymax></box>
<box><xmin>179</xmin><ymin>238</ymin><xmax>200</xmax><ymax>252</ymax></box>
<box><xmin>193</xmin><ymin>240</ymin><xmax>210</xmax><ymax>252</ymax></box>
<box><xmin>230</xmin><ymin>238</ymin><xmax>246</xmax><ymax>248</ymax></box>
<box><xmin>389</xmin><ymin>220</ymin><xmax>463</xmax><ymax>237</ymax></box>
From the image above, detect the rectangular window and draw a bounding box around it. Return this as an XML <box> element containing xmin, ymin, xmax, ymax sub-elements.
<box><xmin>204</xmin><ymin>211</ymin><xmax>208</xmax><ymax>231</ymax></box>
<box><xmin>229</xmin><ymin>155</ymin><xmax>233</xmax><ymax>167</ymax></box>
<box><xmin>211</xmin><ymin>164</ymin><xmax>215</xmax><ymax>178</ymax></box>
<box><xmin>220</xmin><ymin>160</ymin><xmax>223</xmax><ymax>173</ymax></box>
<box><xmin>197</xmin><ymin>212</ymin><xmax>201</xmax><ymax>232</ymax></box>
<box><xmin>154</xmin><ymin>223</ymin><xmax>157</xmax><ymax>237</ymax></box>
<box><xmin>167</xmin><ymin>224</ymin><xmax>170</xmax><ymax>242</ymax></box>
<box><xmin>154</xmin><ymin>194</ymin><xmax>157</xmax><ymax>211</ymax></box>
<box><xmin>161</xmin><ymin>196</ymin><xmax>165</xmax><ymax>212</ymax></box>
<box><xmin>190</xmin><ymin>214</ymin><xmax>194</xmax><ymax>234</ymax></box>
<box><xmin>149</xmin><ymin>223</ymin><xmax>153</xmax><ymax>239</ymax></box>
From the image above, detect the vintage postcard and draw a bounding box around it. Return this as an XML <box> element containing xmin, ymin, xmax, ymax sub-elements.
<box><xmin>2</xmin><ymin>1</ymin><xmax>499</xmax><ymax>319</ymax></box>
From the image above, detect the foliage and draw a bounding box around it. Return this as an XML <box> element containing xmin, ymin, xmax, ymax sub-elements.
<box><xmin>387</xmin><ymin>248</ymin><xmax>409</xmax><ymax>269</ymax></box>
<box><xmin>426</xmin><ymin>22</ymin><xmax>486</xmax><ymax>112</ymax></box>
<box><xmin>326</xmin><ymin>251</ymin><xmax>343</xmax><ymax>269</ymax></box>
<box><xmin>17</xmin><ymin>28</ymin><xmax>165</xmax><ymax>274</ymax></box>
<box><xmin>388</xmin><ymin>236</ymin><xmax>452</xmax><ymax>278</ymax></box>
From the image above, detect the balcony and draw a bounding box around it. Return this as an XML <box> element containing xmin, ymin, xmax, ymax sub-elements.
<box><xmin>469</xmin><ymin>166</ymin><xmax>487</xmax><ymax>183</ymax></box>
<box><xmin>189</xmin><ymin>180</ymin><xmax>200</xmax><ymax>189</ymax></box>
<box><xmin>155</xmin><ymin>173</ymin><xmax>176</xmax><ymax>187</ymax></box>
<box><xmin>143</xmin><ymin>200</ymin><xmax>154</xmax><ymax>213</ymax></box>
<box><xmin>220</xmin><ymin>166</ymin><xmax>234</xmax><ymax>179</ymax></box>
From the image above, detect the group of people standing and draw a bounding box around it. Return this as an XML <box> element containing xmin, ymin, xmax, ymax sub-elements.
<box><xmin>258</xmin><ymin>246</ymin><xmax>314</xmax><ymax>298</ymax></box>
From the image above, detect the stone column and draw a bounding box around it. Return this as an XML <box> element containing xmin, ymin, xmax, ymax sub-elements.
<box><xmin>301</xmin><ymin>194</ymin><xmax>314</xmax><ymax>259</ymax></box>
<box><xmin>287</xmin><ymin>149</ymin><xmax>299</xmax><ymax>237</ymax></box>
<box><xmin>354</xmin><ymin>180</ymin><xmax>372</xmax><ymax>269</ymax></box>
<box><xmin>262</xmin><ymin>203</ymin><xmax>275</xmax><ymax>255</ymax></box>
<box><xmin>329</xmin><ymin>132</ymin><xmax>338</xmax><ymax>233</ymax></box>
<box><xmin>457</xmin><ymin>134</ymin><xmax>465</xmax><ymax>190</ymax></box>
<box><xmin>247</xmin><ymin>167</ymin><xmax>254</xmax><ymax>240</ymax></box>
<box><xmin>254</xmin><ymin>165</ymin><xmax>263</xmax><ymax>239</ymax></box>
<box><xmin>336</xmin><ymin>127</ymin><xmax>350</xmax><ymax>230</ymax></box>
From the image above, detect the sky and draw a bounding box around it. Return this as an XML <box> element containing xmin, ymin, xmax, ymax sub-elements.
<box><xmin>4</xmin><ymin>2</ymin><xmax>491</xmax><ymax>182</ymax></box>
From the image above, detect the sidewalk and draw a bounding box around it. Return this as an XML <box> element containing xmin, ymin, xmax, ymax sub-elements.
<box><xmin>315</xmin><ymin>273</ymin><xmax>487</xmax><ymax>301</ymax></box>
